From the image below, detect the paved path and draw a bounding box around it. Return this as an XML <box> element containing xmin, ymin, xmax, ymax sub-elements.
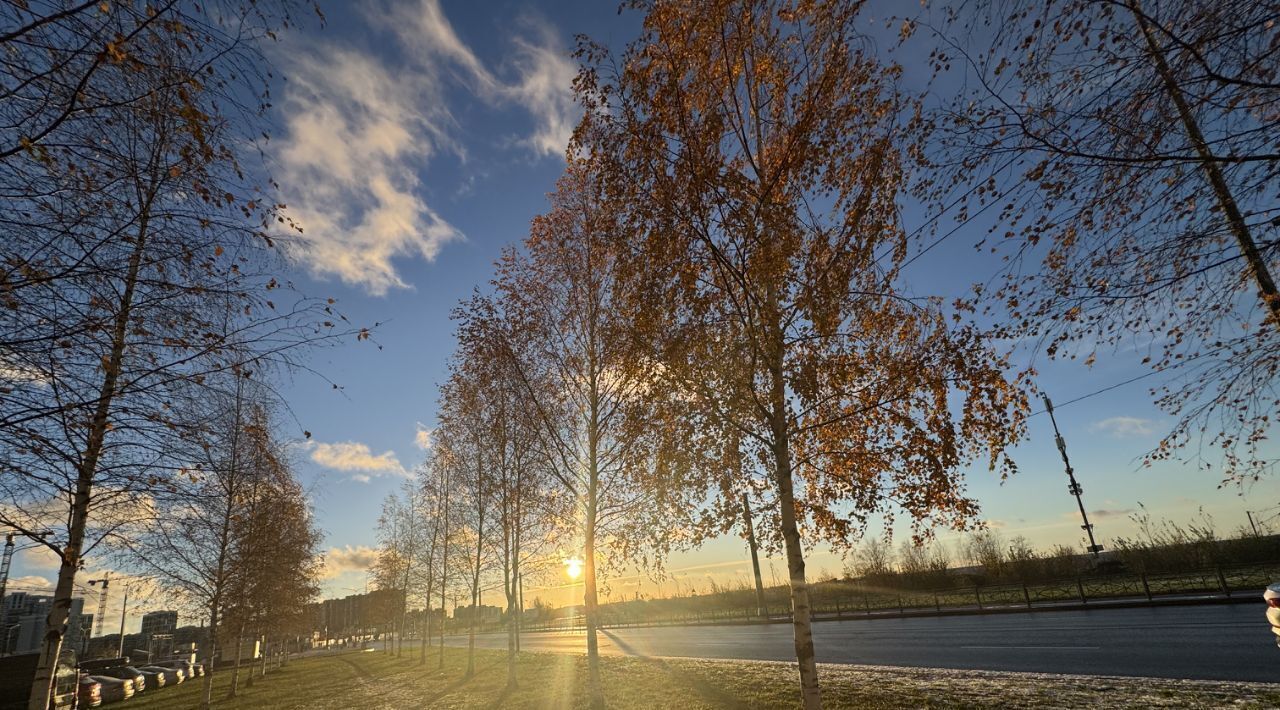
<box><xmin>443</xmin><ymin>604</ymin><xmax>1280</xmax><ymax>682</ymax></box>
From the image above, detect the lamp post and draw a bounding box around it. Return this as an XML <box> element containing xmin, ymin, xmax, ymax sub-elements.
<box><xmin>116</xmin><ymin>581</ymin><xmax>130</xmax><ymax>658</ymax></box>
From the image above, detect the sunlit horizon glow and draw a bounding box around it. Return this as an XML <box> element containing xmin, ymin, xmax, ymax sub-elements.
<box><xmin>565</xmin><ymin>557</ymin><xmax>583</xmax><ymax>580</ymax></box>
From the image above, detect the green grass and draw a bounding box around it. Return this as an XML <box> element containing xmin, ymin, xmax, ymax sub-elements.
<box><xmin>124</xmin><ymin>645</ymin><xmax>1280</xmax><ymax>709</ymax></box>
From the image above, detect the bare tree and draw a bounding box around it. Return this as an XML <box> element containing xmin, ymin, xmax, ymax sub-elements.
<box><xmin>920</xmin><ymin>0</ymin><xmax>1280</xmax><ymax>480</ymax></box>
<box><xmin>0</xmin><ymin>5</ymin><xmax>340</xmax><ymax>707</ymax></box>
<box><xmin>449</xmin><ymin>296</ymin><xmax>563</xmax><ymax>689</ymax></box>
<box><xmin>468</xmin><ymin>164</ymin><xmax>702</xmax><ymax>707</ymax></box>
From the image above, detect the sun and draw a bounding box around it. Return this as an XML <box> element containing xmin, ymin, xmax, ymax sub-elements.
<box><xmin>565</xmin><ymin>557</ymin><xmax>583</xmax><ymax>580</ymax></box>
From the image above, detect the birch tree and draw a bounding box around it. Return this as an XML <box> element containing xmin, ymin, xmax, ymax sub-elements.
<box><xmin>450</xmin><ymin>294</ymin><xmax>565</xmax><ymax>689</ymax></box>
<box><xmin>576</xmin><ymin>2</ymin><xmax>1027</xmax><ymax>706</ymax></box>
<box><xmin>126</xmin><ymin>375</ymin><xmax>274</xmax><ymax>709</ymax></box>
<box><xmin>476</xmin><ymin>163</ymin><xmax>702</xmax><ymax>707</ymax></box>
<box><xmin>0</xmin><ymin>5</ymin><xmax>337</xmax><ymax>707</ymax></box>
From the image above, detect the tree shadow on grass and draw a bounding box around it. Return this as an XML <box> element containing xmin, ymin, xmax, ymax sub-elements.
<box><xmin>419</xmin><ymin>660</ymin><xmax>504</xmax><ymax>706</ymax></box>
<box><xmin>599</xmin><ymin>630</ymin><xmax>747</xmax><ymax>709</ymax></box>
<box><xmin>487</xmin><ymin>684</ymin><xmax>513</xmax><ymax>709</ymax></box>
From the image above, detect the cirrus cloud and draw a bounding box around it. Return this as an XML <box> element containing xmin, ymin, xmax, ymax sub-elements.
<box><xmin>1089</xmin><ymin>416</ymin><xmax>1157</xmax><ymax>438</ymax></box>
<box><xmin>275</xmin><ymin>0</ymin><xmax>577</xmax><ymax>295</ymax></box>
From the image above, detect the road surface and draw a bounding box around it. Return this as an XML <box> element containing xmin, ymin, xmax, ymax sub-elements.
<box><xmin>444</xmin><ymin>604</ymin><xmax>1280</xmax><ymax>682</ymax></box>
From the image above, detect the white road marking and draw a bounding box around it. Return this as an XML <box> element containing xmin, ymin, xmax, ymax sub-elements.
<box><xmin>962</xmin><ymin>645</ymin><xmax>1100</xmax><ymax>650</ymax></box>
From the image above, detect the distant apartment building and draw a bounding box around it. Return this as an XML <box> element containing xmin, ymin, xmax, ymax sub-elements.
<box><xmin>1</xmin><ymin>592</ymin><xmax>92</xmax><ymax>655</ymax></box>
<box><xmin>452</xmin><ymin>604</ymin><xmax>501</xmax><ymax>623</ymax></box>
<box><xmin>140</xmin><ymin>610</ymin><xmax>178</xmax><ymax>637</ymax></box>
<box><xmin>314</xmin><ymin>588</ymin><xmax>405</xmax><ymax>640</ymax></box>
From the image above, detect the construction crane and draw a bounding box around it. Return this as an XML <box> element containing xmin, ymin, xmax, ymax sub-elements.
<box><xmin>0</xmin><ymin>533</ymin><xmax>14</xmax><ymax>605</ymax></box>
<box><xmin>0</xmin><ymin>530</ymin><xmax>52</xmax><ymax>606</ymax></box>
<box><xmin>87</xmin><ymin>573</ymin><xmax>110</xmax><ymax>637</ymax></box>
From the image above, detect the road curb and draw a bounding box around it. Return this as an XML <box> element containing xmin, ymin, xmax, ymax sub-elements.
<box><xmin>519</xmin><ymin>593</ymin><xmax>1260</xmax><ymax>634</ymax></box>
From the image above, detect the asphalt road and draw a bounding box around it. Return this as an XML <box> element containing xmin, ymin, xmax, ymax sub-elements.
<box><xmin>444</xmin><ymin>604</ymin><xmax>1280</xmax><ymax>682</ymax></box>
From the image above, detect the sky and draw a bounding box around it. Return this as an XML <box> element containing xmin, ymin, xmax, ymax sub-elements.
<box><xmin>8</xmin><ymin>0</ymin><xmax>1280</xmax><ymax>631</ymax></box>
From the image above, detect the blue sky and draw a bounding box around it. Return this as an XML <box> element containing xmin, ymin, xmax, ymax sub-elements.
<box><xmin>266</xmin><ymin>0</ymin><xmax>1280</xmax><ymax>606</ymax></box>
<box><xmin>10</xmin><ymin>0</ymin><xmax>1279</xmax><ymax>626</ymax></box>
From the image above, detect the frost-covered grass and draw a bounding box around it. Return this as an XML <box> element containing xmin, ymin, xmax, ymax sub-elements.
<box><xmin>126</xmin><ymin>646</ymin><xmax>1280</xmax><ymax>708</ymax></box>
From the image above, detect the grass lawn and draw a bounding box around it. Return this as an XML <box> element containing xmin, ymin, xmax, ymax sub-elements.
<box><xmin>124</xmin><ymin>645</ymin><xmax>1280</xmax><ymax>709</ymax></box>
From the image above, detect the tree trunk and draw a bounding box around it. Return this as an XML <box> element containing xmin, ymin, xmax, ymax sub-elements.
<box><xmin>438</xmin><ymin>467</ymin><xmax>450</xmax><ymax>670</ymax></box>
<box><xmin>1130</xmin><ymin>0</ymin><xmax>1280</xmax><ymax>324</ymax></box>
<box><xmin>583</xmin><ymin>480</ymin><xmax>604</xmax><ymax>709</ymax></box>
<box><xmin>505</xmin><ymin>581</ymin><xmax>517</xmax><ymax>689</ymax></box>
<box><xmin>466</xmin><ymin>528</ymin><xmax>481</xmax><ymax>678</ymax></box>
<box><xmin>420</xmin><ymin>596</ymin><xmax>430</xmax><ymax>665</ymax></box>
<box><xmin>466</xmin><ymin>443</ymin><xmax>484</xmax><ymax>679</ymax></box>
<box><xmin>201</xmin><ymin>603</ymin><xmax>219</xmax><ymax>709</ymax></box>
<box><xmin>769</xmin><ymin>329</ymin><xmax>821</xmax><ymax>709</ymax></box>
<box><xmin>27</xmin><ymin>212</ymin><xmax>150</xmax><ymax>710</ymax></box>
<box><xmin>228</xmin><ymin>630</ymin><xmax>244</xmax><ymax>698</ymax></box>
<box><xmin>201</xmin><ymin>381</ymin><xmax>243</xmax><ymax>710</ymax></box>
<box><xmin>584</xmin><ymin>343</ymin><xmax>605</xmax><ymax>709</ymax></box>
<box><xmin>743</xmin><ymin>492</ymin><xmax>767</xmax><ymax>618</ymax></box>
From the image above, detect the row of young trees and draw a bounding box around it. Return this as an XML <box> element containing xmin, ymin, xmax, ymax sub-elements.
<box><xmin>392</xmin><ymin>0</ymin><xmax>1280</xmax><ymax>706</ymax></box>
<box><xmin>125</xmin><ymin>378</ymin><xmax>322</xmax><ymax>707</ymax></box>
<box><xmin>0</xmin><ymin>3</ymin><xmax>341</xmax><ymax>708</ymax></box>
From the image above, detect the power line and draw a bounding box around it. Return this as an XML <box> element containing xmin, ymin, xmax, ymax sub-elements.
<box><xmin>1030</xmin><ymin>370</ymin><xmax>1163</xmax><ymax>417</ymax></box>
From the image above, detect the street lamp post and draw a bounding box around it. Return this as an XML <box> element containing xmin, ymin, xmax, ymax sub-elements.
<box><xmin>116</xmin><ymin>582</ymin><xmax>129</xmax><ymax>658</ymax></box>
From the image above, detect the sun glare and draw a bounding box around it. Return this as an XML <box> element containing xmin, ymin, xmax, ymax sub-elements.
<box><xmin>565</xmin><ymin>557</ymin><xmax>583</xmax><ymax>580</ymax></box>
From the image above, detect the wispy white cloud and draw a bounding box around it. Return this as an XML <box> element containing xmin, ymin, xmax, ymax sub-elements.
<box><xmin>376</xmin><ymin>0</ymin><xmax>496</xmax><ymax>92</ymax></box>
<box><xmin>414</xmin><ymin>422</ymin><xmax>433</xmax><ymax>451</ymax></box>
<box><xmin>502</xmin><ymin>20</ymin><xmax>578</xmax><ymax>158</ymax></box>
<box><xmin>307</xmin><ymin>440</ymin><xmax>408</xmax><ymax>481</ymax></box>
<box><xmin>1089</xmin><ymin>416</ymin><xmax>1157</xmax><ymax>438</ymax></box>
<box><xmin>8</xmin><ymin>575</ymin><xmax>52</xmax><ymax>591</ymax></box>
<box><xmin>1090</xmin><ymin>508</ymin><xmax>1136</xmax><ymax>519</ymax></box>
<box><xmin>276</xmin><ymin>44</ymin><xmax>462</xmax><ymax>296</ymax></box>
<box><xmin>274</xmin><ymin>0</ymin><xmax>577</xmax><ymax>295</ymax></box>
<box><xmin>1060</xmin><ymin>508</ymin><xmax>1136</xmax><ymax>522</ymax></box>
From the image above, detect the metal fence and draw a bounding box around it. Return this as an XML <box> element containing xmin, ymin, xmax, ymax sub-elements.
<box><xmin>498</xmin><ymin>562</ymin><xmax>1280</xmax><ymax>633</ymax></box>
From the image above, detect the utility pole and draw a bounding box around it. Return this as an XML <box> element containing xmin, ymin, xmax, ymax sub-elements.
<box><xmin>742</xmin><ymin>493</ymin><xmax>766</xmax><ymax>617</ymax></box>
<box><xmin>116</xmin><ymin>583</ymin><xmax>129</xmax><ymax>658</ymax></box>
<box><xmin>1248</xmin><ymin>511</ymin><xmax>1261</xmax><ymax>537</ymax></box>
<box><xmin>87</xmin><ymin>573</ymin><xmax>111</xmax><ymax>638</ymax></box>
<box><xmin>1043</xmin><ymin>395</ymin><xmax>1103</xmax><ymax>557</ymax></box>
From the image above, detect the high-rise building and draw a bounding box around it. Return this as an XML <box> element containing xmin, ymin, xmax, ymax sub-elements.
<box><xmin>2</xmin><ymin>593</ymin><xmax>91</xmax><ymax>655</ymax></box>
<box><xmin>139</xmin><ymin>610</ymin><xmax>178</xmax><ymax>638</ymax></box>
